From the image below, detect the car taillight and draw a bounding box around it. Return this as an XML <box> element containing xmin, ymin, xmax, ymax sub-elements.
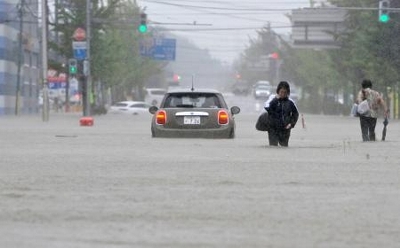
<box><xmin>156</xmin><ymin>110</ymin><xmax>167</xmax><ymax>125</ymax></box>
<box><xmin>218</xmin><ymin>110</ymin><xmax>229</xmax><ymax>125</ymax></box>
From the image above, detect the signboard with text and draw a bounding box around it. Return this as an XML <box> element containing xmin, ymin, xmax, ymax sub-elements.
<box><xmin>140</xmin><ymin>38</ymin><xmax>176</xmax><ymax>61</ymax></box>
<box><xmin>72</xmin><ymin>41</ymin><xmax>87</xmax><ymax>60</ymax></box>
<box><xmin>291</xmin><ymin>8</ymin><xmax>346</xmax><ymax>49</ymax></box>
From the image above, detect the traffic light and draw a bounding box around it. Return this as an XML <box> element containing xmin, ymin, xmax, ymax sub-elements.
<box><xmin>379</xmin><ymin>0</ymin><xmax>390</xmax><ymax>23</ymax></box>
<box><xmin>68</xmin><ymin>58</ymin><xmax>77</xmax><ymax>74</ymax></box>
<box><xmin>270</xmin><ymin>52</ymin><xmax>279</xmax><ymax>60</ymax></box>
<box><xmin>138</xmin><ymin>13</ymin><xmax>147</xmax><ymax>33</ymax></box>
<box><xmin>173</xmin><ymin>74</ymin><xmax>181</xmax><ymax>82</ymax></box>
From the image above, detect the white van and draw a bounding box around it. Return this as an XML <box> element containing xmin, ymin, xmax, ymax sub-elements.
<box><xmin>144</xmin><ymin>88</ymin><xmax>167</xmax><ymax>106</ymax></box>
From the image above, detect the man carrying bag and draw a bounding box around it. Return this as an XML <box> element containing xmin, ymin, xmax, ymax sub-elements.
<box><xmin>356</xmin><ymin>79</ymin><xmax>389</xmax><ymax>142</ymax></box>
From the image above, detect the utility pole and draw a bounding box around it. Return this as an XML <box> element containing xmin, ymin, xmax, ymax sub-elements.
<box><xmin>15</xmin><ymin>0</ymin><xmax>24</xmax><ymax>116</ymax></box>
<box><xmin>84</xmin><ymin>0</ymin><xmax>91</xmax><ymax>116</ymax></box>
<box><xmin>41</xmin><ymin>0</ymin><xmax>49</xmax><ymax>121</ymax></box>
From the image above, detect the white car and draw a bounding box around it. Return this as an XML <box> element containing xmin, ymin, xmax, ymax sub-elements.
<box><xmin>253</xmin><ymin>85</ymin><xmax>272</xmax><ymax>99</ymax></box>
<box><xmin>144</xmin><ymin>88</ymin><xmax>167</xmax><ymax>106</ymax></box>
<box><xmin>109</xmin><ymin>101</ymin><xmax>152</xmax><ymax>115</ymax></box>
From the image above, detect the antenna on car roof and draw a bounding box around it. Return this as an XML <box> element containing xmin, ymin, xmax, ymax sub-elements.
<box><xmin>191</xmin><ymin>74</ymin><xmax>195</xmax><ymax>91</ymax></box>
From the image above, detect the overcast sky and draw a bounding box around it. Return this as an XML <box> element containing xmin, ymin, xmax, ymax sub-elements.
<box><xmin>136</xmin><ymin>0</ymin><xmax>327</xmax><ymax>65</ymax></box>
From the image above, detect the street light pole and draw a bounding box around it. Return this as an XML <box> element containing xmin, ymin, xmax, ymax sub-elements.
<box><xmin>85</xmin><ymin>0</ymin><xmax>91</xmax><ymax>116</ymax></box>
<box><xmin>41</xmin><ymin>0</ymin><xmax>49</xmax><ymax>121</ymax></box>
<box><xmin>15</xmin><ymin>0</ymin><xmax>24</xmax><ymax>116</ymax></box>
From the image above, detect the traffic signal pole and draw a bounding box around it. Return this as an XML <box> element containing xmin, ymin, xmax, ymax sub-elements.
<box><xmin>15</xmin><ymin>0</ymin><xmax>24</xmax><ymax>116</ymax></box>
<box><xmin>84</xmin><ymin>0</ymin><xmax>91</xmax><ymax>116</ymax></box>
<box><xmin>41</xmin><ymin>0</ymin><xmax>49</xmax><ymax>122</ymax></box>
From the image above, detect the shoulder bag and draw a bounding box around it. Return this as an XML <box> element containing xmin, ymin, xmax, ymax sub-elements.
<box><xmin>255</xmin><ymin>111</ymin><xmax>269</xmax><ymax>131</ymax></box>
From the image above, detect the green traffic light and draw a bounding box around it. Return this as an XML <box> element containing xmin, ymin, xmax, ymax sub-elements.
<box><xmin>379</xmin><ymin>14</ymin><xmax>390</xmax><ymax>23</ymax></box>
<box><xmin>69</xmin><ymin>67</ymin><xmax>77</xmax><ymax>74</ymax></box>
<box><xmin>138</xmin><ymin>24</ymin><xmax>147</xmax><ymax>33</ymax></box>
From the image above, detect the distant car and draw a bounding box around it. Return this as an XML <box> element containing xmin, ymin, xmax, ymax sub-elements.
<box><xmin>144</xmin><ymin>88</ymin><xmax>167</xmax><ymax>106</ymax></box>
<box><xmin>253</xmin><ymin>85</ymin><xmax>272</xmax><ymax>99</ymax></box>
<box><xmin>253</xmin><ymin>80</ymin><xmax>271</xmax><ymax>88</ymax></box>
<box><xmin>149</xmin><ymin>88</ymin><xmax>241</xmax><ymax>138</ymax></box>
<box><xmin>109</xmin><ymin>101</ymin><xmax>152</xmax><ymax>115</ymax></box>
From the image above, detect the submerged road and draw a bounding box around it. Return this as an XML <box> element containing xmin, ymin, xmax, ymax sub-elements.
<box><xmin>1</xmin><ymin>112</ymin><xmax>399</xmax><ymax>247</ymax></box>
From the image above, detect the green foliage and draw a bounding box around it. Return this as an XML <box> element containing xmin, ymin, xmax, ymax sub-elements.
<box><xmin>238</xmin><ymin>0</ymin><xmax>400</xmax><ymax>113</ymax></box>
<box><xmin>48</xmin><ymin>0</ymin><xmax>161</xmax><ymax>102</ymax></box>
<box><xmin>235</xmin><ymin>26</ymin><xmax>280</xmax><ymax>85</ymax></box>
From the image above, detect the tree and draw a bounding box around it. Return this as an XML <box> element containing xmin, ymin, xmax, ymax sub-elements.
<box><xmin>329</xmin><ymin>0</ymin><xmax>400</xmax><ymax>92</ymax></box>
<box><xmin>48</xmin><ymin>0</ymin><xmax>163</xmax><ymax>105</ymax></box>
<box><xmin>235</xmin><ymin>25</ymin><xmax>280</xmax><ymax>86</ymax></box>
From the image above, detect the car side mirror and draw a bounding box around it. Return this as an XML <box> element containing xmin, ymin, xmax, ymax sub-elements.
<box><xmin>149</xmin><ymin>106</ymin><xmax>158</xmax><ymax>114</ymax></box>
<box><xmin>231</xmin><ymin>106</ymin><xmax>240</xmax><ymax>115</ymax></box>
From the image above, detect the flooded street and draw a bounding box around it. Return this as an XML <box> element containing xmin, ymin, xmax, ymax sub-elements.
<box><xmin>1</xmin><ymin>113</ymin><xmax>400</xmax><ymax>247</ymax></box>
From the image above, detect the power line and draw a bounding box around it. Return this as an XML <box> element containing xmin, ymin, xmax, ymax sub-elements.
<box><xmin>156</xmin><ymin>25</ymin><xmax>293</xmax><ymax>32</ymax></box>
<box><xmin>141</xmin><ymin>0</ymin><xmax>310</xmax><ymax>11</ymax></box>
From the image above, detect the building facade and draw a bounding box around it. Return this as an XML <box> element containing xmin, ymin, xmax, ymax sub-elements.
<box><xmin>0</xmin><ymin>0</ymin><xmax>40</xmax><ymax>115</ymax></box>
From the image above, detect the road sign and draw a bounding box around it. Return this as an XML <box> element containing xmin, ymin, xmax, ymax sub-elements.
<box><xmin>73</xmin><ymin>27</ymin><xmax>86</xmax><ymax>41</ymax></box>
<box><xmin>72</xmin><ymin>41</ymin><xmax>87</xmax><ymax>60</ymax></box>
<box><xmin>140</xmin><ymin>38</ymin><xmax>176</xmax><ymax>61</ymax></box>
<box><xmin>291</xmin><ymin>8</ymin><xmax>346</xmax><ymax>49</ymax></box>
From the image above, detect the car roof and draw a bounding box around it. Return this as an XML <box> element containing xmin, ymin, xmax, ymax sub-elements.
<box><xmin>114</xmin><ymin>101</ymin><xmax>149</xmax><ymax>104</ymax></box>
<box><xmin>255</xmin><ymin>80</ymin><xmax>270</xmax><ymax>84</ymax></box>
<box><xmin>166</xmin><ymin>88</ymin><xmax>221</xmax><ymax>94</ymax></box>
<box><xmin>145</xmin><ymin>88</ymin><xmax>166</xmax><ymax>91</ymax></box>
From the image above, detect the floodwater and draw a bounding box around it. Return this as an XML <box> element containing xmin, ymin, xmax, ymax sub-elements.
<box><xmin>1</xmin><ymin>112</ymin><xmax>399</xmax><ymax>247</ymax></box>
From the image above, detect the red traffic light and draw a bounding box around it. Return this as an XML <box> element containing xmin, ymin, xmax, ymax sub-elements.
<box><xmin>173</xmin><ymin>74</ymin><xmax>180</xmax><ymax>82</ymax></box>
<box><xmin>270</xmin><ymin>52</ymin><xmax>279</xmax><ymax>59</ymax></box>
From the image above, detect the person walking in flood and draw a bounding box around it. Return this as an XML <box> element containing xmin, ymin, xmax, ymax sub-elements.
<box><xmin>264</xmin><ymin>81</ymin><xmax>299</xmax><ymax>147</ymax></box>
<box><xmin>356</xmin><ymin>79</ymin><xmax>389</xmax><ymax>142</ymax></box>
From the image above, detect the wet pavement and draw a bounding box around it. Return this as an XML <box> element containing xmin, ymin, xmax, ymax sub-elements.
<box><xmin>1</xmin><ymin>112</ymin><xmax>399</xmax><ymax>247</ymax></box>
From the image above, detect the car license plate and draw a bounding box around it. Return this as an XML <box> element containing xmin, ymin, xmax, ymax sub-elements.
<box><xmin>184</xmin><ymin>116</ymin><xmax>200</xmax><ymax>124</ymax></box>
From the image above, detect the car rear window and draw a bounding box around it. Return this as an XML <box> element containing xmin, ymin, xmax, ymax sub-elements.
<box><xmin>114</xmin><ymin>103</ymin><xmax>129</xmax><ymax>107</ymax></box>
<box><xmin>163</xmin><ymin>93</ymin><xmax>221</xmax><ymax>108</ymax></box>
<box><xmin>130</xmin><ymin>103</ymin><xmax>146</xmax><ymax>108</ymax></box>
<box><xmin>256</xmin><ymin>86</ymin><xmax>271</xmax><ymax>90</ymax></box>
<box><xmin>149</xmin><ymin>90</ymin><xmax>166</xmax><ymax>95</ymax></box>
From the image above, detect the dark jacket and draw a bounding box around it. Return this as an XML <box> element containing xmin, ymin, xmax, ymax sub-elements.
<box><xmin>265</xmin><ymin>97</ymin><xmax>299</xmax><ymax>130</ymax></box>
